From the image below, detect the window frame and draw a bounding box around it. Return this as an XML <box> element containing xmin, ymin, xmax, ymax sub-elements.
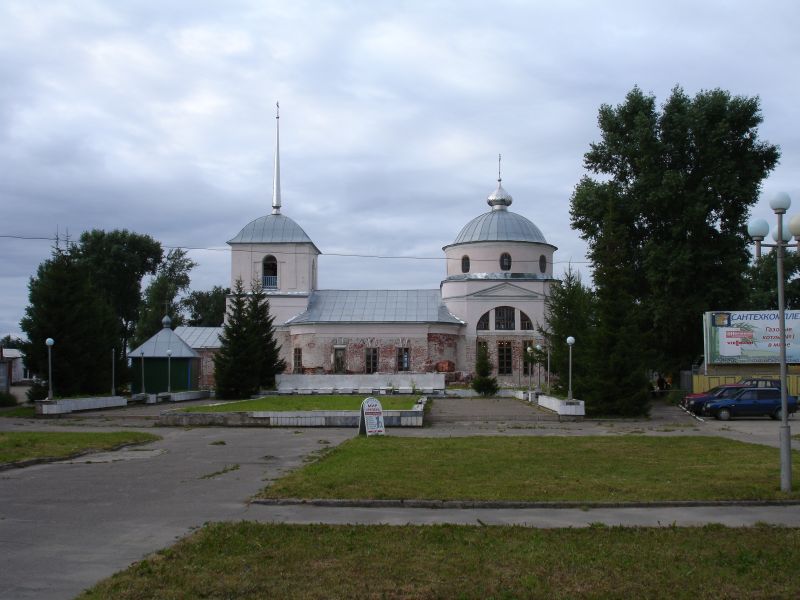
<box><xmin>497</xmin><ymin>341</ymin><xmax>512</xmax><ymax>375</ymax></box>
<box><xmin>396</xmin><ymin>347</ymin><xmax>410</xmax><ymax>372</ymax></box>
<box><xmin>495</xmin><ymin>306</ymin><xmax>516</xmax><ymax>331</ymax></box>
<box><xmin>461</xmin><ymin>255</ymin><xmax>470</xmax><ymax>273</ymax></box>
<box><xmin>500</xmin><ymin>252</ymin><xmax>512</xmax><ymax>271</ymax></box>
<box><xmin>365</xmin><ymin>347</ymin><xmax>378</xmax><ymax>374</ymax></box>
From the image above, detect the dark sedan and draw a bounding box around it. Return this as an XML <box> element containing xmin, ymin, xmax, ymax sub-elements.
<box><xmin>703</xmin><ymin>387</ymin><xmax>798</xmax><ymax>421</ymax></box>
<box><xmin>683</xmin><ymin>384</ymin><xmax>748</xmax><ymax>415</ymax></box>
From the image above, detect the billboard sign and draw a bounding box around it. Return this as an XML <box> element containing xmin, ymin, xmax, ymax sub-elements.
<box><xmin>703</xmin><ymin>310</ymin><xmax>800</xmax><ymax>364</ymax></box>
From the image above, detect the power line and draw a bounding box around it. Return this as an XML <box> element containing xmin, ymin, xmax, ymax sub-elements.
<box><xmin>1</xmin><ymin>233</ymin><xmax>590</xmax><ymax>264</ymax></box>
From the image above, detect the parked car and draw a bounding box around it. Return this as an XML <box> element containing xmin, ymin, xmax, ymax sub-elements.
<box><xmin>738</xmin><ymin>377</ymin><xmax>781</xmax><ymax>389</ymax></box>
<box><xmin>702</xmin><ymin>387</ymin><xmax>798</xmax><ymax>421</ymax></box>
<box><xmin>682</xmin><ymin>384</ymin><xmax>748</xmax><ymax>415</ymax></box>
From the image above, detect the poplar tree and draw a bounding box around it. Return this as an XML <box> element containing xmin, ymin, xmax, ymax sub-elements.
<box><xmin>571</xmin><ymin>85</ymin><xmax>779</xmax><ymax>377</ymax></box>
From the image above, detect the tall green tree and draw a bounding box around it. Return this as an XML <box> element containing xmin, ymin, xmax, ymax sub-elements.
<box><xmin>214</xmin><ymin>280</ymin><xmax>259</xmax><ymax>399</ymax></box>
<box><xmin>133</xmin><ymin>249</ymin><xmax>196</xmax><ymax>347</ymax></box>
<box><xmin>183</xmin><ymin>286</ymin><xmax>230</xmax><ymax>326</ymax></box>
<box><xmin>586</xmin><ymin>206</ymin><xmax>651</xmax><ymax>416</ymax></box>
<box><xmin>247</xmin><ymin>281</ymin><xmax>286</xmax><ymax>389</ymax></box>
<box><xmin>540</xmin><ymin>265</ymin><xmax>595</xmax><ymax>400</ymax></box>
<box><xmin>471</xmin><ymin>343</ymin><xmax>498</xmax><ymax>397</ymax></box>
<box><xmin>571</xmin><ymin>86</ymin><xmax>779</xmax><ymax>376</ymax></box>
<box><xmin>20</xmin><ymin>247</ymin><xmax>118</xmax><ymax>397</ymax></box>
<box><xmin>745</xmin><ymin>251</ymin><xmax>800</xmax><ymax>310</ymax></box>
<box><xmin>77</xmin><ymin>230</ymin><xmax>162</xmax><ymax>359</ymax></box>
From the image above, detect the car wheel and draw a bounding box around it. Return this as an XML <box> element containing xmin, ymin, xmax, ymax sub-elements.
<box><xmin>717</xmin><ymin>408</ymin><xmax>731</xmax><ymax>421</ymax></box>
<box><xmin>773</xmin><ymin>409</ymin><xmax>782</xmax><ymax>420</ymax></box>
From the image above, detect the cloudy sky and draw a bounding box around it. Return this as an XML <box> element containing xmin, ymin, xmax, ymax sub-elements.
<box><xmin>2</xmin><ymin>0</ymin><xmax>799</xmax><ymax>339</ymax></box>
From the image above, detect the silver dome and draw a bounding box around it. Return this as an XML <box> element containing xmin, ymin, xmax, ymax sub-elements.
<box><xmin>450</xmin><ymin>210</ymin><xmax>548</xmax><ymax>245</ymax></box>
<box><xmin>228</xmin><ymin>213</ymin><xmax>317</xmax><ymax>247</ymax></box>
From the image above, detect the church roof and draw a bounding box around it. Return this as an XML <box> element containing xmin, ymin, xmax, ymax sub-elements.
<box><xmin>130</xmin><ymin>321</ymin><xmax>198</xmax><ymax>359</ymax></box>
<box><xmin>174</xmin><ymin>326</ymin><xmax>223</xmax><ymax>349</ymax></box>
<box><xmin>227</xmin><ymin>213</ymin><xmax>319</xmax><ymax>249</ymax></box>
<box><xmin>287</xmin><ymin>290</ymin><xmax>464</xmax><ymax>325</ymax></box>
<box><xmin>449</xmin><ymin>209</ymin><xmax>548</xmax><ymax>246</ymax></box>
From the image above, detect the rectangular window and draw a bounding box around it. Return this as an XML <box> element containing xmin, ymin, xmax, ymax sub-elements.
<box><xmin>522</xmin><ymin>340</ymin><xmax>534</xmax><ymax>376</ymax></box>
<box><xmin>495</xmin><ymin>306</ymin><xmax>515</xmax><ymax>330</ymax></box>
<box><xmin>293</xmin><ymin>348</ymin><xmax>302</xmax><ymax>374</ymax></box>
<box><xmin>497</xmin><ymin>341</ymin><xmax>512</xmax><ymax>375</ymax></box>
<box><xmin>365</xmin><ymin>347</ymin><xmax>378</xmax><ymax>374</ymax></box>
<box><xmin>397</xmin><ymin>347</ymin><xmax>410</xmax><ymax>372</ymax></box>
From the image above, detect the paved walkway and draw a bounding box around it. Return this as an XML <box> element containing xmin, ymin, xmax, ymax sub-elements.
<box><xmin>1</xmin><ymin>397</ymin><xmax>798</xmax><ymax>599</ymax></box>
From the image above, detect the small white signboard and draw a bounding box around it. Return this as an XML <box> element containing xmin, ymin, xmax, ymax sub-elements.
<box><xmin>359</xmin><ymin>397</ymin><xmax>385</xmax><ymax>436</ymax></box>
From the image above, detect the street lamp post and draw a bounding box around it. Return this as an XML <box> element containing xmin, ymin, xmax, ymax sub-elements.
<box><xmin>566</xmin><ymin>336</ymin><xmax>575</xmax><ymax>402</ymax></box>
<box><xmin>748</xmin><ymin>192</ymin><xmax>798</xmax><ymax>493</ymax></box>
<box><xmin>526</xmin><ymin>346</ymin><xmax>533</xmax><ymax>402</ymax></box>
<box><xmin>140</xmin><ymin>349</ymin><xmax>145</xmax><ymax>396</ymax></box>
<box><xmin>111</xmin><ymin>348</ymin><xmax>115</xmax><ymax>397</ymax></box>
<box><xmin>535</xmin><ymin>344</ymin><xmax>543</xmax><ymax>393</ymax></box>
<box><xmin>166</xmin><ymin>349</ymin><xmax>172</xmax><ymax>393</ymax></box>
<box><xmin>45</xmin><ymin>338</ymin><xmax>54</xmax><ymax>401</ymax></box>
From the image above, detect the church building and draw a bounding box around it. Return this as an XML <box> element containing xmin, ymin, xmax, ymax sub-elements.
<box><xmin>216</xmin><ymin>111</ymin><xmax>559</xmax><ymax>386</ymax></box>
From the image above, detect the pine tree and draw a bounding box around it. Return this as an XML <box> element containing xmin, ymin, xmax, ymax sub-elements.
<box><xmin>213</xmin><ymin>280</ymin><xmax>259</xmax><ymax>400</ymax></box>
<box><xmin>471</xmin><ymin>343</ymin><xmax>498</xmax><ymax>396</ymax></box>
<box><xmin>247</xmin><ymin>280</ymin><xmax>286</xmax><ymax>390</ymax></box>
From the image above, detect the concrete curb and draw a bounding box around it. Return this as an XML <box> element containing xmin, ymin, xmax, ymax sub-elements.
<box><xmin>253</xmin><ymin>497</ymin><xmax>800</xmax><ymax>509</ymax></box>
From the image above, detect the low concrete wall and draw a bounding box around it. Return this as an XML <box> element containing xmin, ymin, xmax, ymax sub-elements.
<box><xmin>537</xmin><ymin>394</ymin><xmax>585</xmax><ymax>416</ymax></box>
<box><xmin>162</xmin><ymin>391</ymin><xmax>211</xmax><ymax>403</ymax></box>
<box><xmin>275</xmin><ymin>373</ymin><xmax>445</xmax><ymax>394</ymax></box>
<box><xmin>159</xmin><ymin>398</ymin><xmax>426</xmax><ymax>428</ymax></box>
<box><xmin>36</xmin><ymin>396</ymin><xmax>127</xmax><ymax>415</ymax></box>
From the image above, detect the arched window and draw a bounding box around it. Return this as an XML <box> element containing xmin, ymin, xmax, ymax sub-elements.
<box><xmin>520</xmin><ymin>311</ymin><xmax>533</xmax><ymax>330</ymax></box>
<box><xmin>461</xmin><ymin>255</ymin><xmax>470</xmax><ymax>273</ymax></box>
<box><xmin>262</xmin><ymin>255</ymin><xmax>278</xmax><ymax>288</ymax></box>
<box><xmin>477</xmin><ymin>311</ymin><xmax>490</xmax><ymax>331</ymax></box>
<box><xmin>500</xmin><ymin>252</ymin><xmax>512</xmax><ymax>271</ymax></box>
<box><xmin>539</xmin><ymin>255</ymin><xmax>547</xmax><ymax>274</ymax></box>
<box><xmin>495</xmin><ymin>306</ymin><xmax>515</xmax><ymax>330</ymax></box>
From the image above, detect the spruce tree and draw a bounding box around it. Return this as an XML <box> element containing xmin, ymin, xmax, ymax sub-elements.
<box><xmin>540</xmin><ymin>265</ymin><xmax>595</xmax><ymax>399</ymax></box>
<box><xmin>247</xmin><ymin>280</ymin><xmax>286</xmax><ymax>390</ymax></box>
<box><xmin>471</xmin><ymin>343</ymin><xmax>498</xmax><ymax>397</ymax></box>
<box><xmin>213</xmin><ymin>279</ymin><xmax>259</xmax><ymax>399</ymax></box>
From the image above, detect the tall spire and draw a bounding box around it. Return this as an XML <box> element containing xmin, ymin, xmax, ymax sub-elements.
<box><xmin>272</xmin><ymin>101</ymin><xmax>281</xmax><ymax>215</ymax></box>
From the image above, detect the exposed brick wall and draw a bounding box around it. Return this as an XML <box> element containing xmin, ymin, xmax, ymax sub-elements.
<box><xmin>197</xmin><ymin>349</ymin><xmax>218</xmax><ymax>390</ymax></box>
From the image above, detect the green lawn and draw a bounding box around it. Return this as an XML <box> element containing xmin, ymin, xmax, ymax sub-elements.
<box><xmin>0</xmin><ymin>406</ymin><xmax>36</xmax><ymax>418</ymax></box>
<box><xmin>182</xmin><ymin>395</ymin><xmax>418</xmax><ymax>412</ymax></box>
<box><xmin>0</xmin><ymin>431</ymin><xmax>160</xmax><ymax>464</ymax></box>
<box><xmin>79</xmin><ymin>522</ymin><xmax>800</xmax><ymax>599</ymax></box>
<box><xmin>262</xmin><ymin>436</ymin><xmax>800</xmax><ymax>502</ymax></box>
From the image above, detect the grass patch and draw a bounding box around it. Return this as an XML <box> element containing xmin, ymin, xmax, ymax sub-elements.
<box><xmin>0</xmin><ymin>431</ymin><xmax>160</xmax><ymax>464</ymax></box>
<box><xmin>0</xmin><ymin>406</ymin><xmax>36</xmax><ymax>418</ymax></box>
<box><xmin>182</xmin><ymin>395</ymin><xmax>418</xmax><ymax>412</ymax></box>
<box><xmin>79</xmin><ymin>522</ymin><xmax>800</xmax><ymax>599</ymax></box>
<box><xmin>262</xmin><ymin>436</ymin><xmax>800</xmax><ymax>502</ymax></box>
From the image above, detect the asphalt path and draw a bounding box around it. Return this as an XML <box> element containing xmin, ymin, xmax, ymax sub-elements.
<box><xmin>0</xmin><ymin>397</ymin><xmax>798</xmax><ymax>599</ymax></box>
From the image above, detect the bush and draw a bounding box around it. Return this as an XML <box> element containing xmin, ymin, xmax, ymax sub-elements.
<box><xmin>27</xmin><ymin>381</ymin><xmax>48</xmax><ymax>402</ymax></box>
<box><xmin>0</xmin><ymin>391</ymin><xmax>17</xmax><ymax>407</ymax></box>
